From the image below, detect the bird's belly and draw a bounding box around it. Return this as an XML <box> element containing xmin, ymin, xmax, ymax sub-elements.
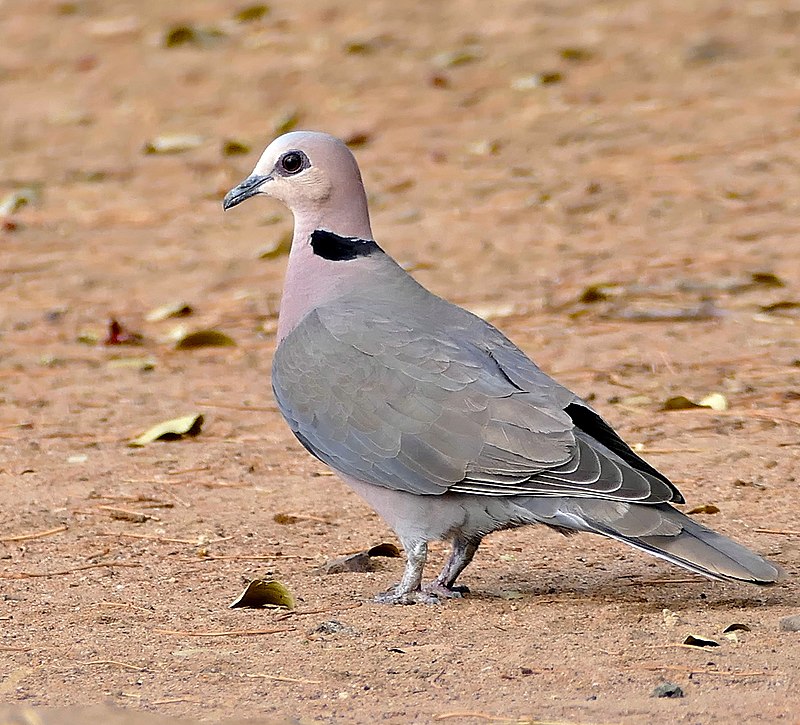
<box><xmin>338</xmin><ymin>473</ymin><xmax>539</xmax><ymax>542</ymax></box>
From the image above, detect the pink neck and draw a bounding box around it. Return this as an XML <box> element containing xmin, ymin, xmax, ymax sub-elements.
<box><xmin>276</xmin><ymin>207</ymin><xmax>374</xmax><ymax>341</ymax></box>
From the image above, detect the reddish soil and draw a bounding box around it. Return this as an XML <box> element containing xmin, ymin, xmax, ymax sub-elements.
<box><xmin>1</xmin><ymin>1</ymin><xmax>799</xmax><ymax>723</ymax></box>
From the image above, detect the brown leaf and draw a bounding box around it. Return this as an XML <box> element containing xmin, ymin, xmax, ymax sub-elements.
<box><xmin>686</xmin><ymin>504</ymin><xmax>720</xmax><ymax>515</ymax></box>
<box><xmin>129</xmin><ymin>414</ymin><xmax>204</xmax><ymax>447</ymax></box>
<box><xmin>104</xmin><ymin>319</ymin><xmax>143</xmax><ymax>346</ymax></box>
<box><xmin>174</xmin><ymin>330</ymin><xmax>236</xmax><ymax>350</ymax></box>
<box><xmin>683</xmin><ymin>634</ymin><xmax>720</xmax><ymax>648</ymax></box>
<box><xmin>234</xmin><ymin>4</ymin><xmax>270</xmax><ymax>23</ymax></box>
<box><xmin>229</xmin><ymin>579</ymin><xmax>295</xmax><ymax>609</ymax></box>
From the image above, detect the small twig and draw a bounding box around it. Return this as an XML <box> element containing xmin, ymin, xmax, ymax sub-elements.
<box><xmin>434</xmin><ymin>714</ymin><xmax>582</xmax><ymax>725</ymax></box>
<box><xmin>755</xmin><ymin>528</ymin><xmax>800</xmax><ymax>537</ymax></box>
<box><xmin>97</xmin><ymin>531</ymin><xmax>234</xmax><ymax>546</ymax></box>
<box><xmin>96</xmin><ymin>506</ymin><xmax>157</xmax><ymax>523</ymax></box>
<box><xmin>98</xmin><ymin>601</ymin><xmax>153</xmax><ymax>614</ymax></box>
<box><xmin>639</xmin><ymin>664</ymin><xmax>771</xmax><ymax>678</ymax></box>
<box><xmin>152</xmin><ymin>698</ymin><xmax>204</xmax><ymax>706</ymax></box>
<box><xmin>243</xmin><ymin>672</ymin><xmax>322</xmax><ymax>684</ymax></box>
<box><xmin>0</xmin><ymin>562</ymin><xmax>141</xmax><ymax>579</ymax></box>
<box><xmin>197</xmin><ymin>553</ymin><xmax>316</xmax><ymax>562</ymax></box>
<box><xmin>0</xmin><ymin>645</ymin><xmax>30</xmax><ymax>652</ymax></box>
<box><xmin>277</xmin><ymin>601</ymin><xmax>363</xmax><ymax>621</ymax></box>
<box><xmin>167</xmin><ymin>465</ymin><xmax>211</xmax><ymax>476</ymax></box>
<box><xmin>0</xmin><ymin>524</ymin><xmax>68</xmax><ymax>543</ymax></box>
<box><xmin>79</xmin><ymin>659</ymin><xmax>147</xmax><ymax>672</ymax></box>
<box><xmin>153</xmin><ymin>627</ymin><xmax>292</xmax><ymax>637</ymax></box>
<box><xmin>623</xmin><ymin>578</ymin><xmax>704</xmax><ymax>586</ymax></box>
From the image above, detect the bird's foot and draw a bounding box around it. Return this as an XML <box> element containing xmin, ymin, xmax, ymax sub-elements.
<box><xmin>422</xmin><ymin>581</ymin><xmax>470</xmax><ymax>599</ymax></box>
<box><xmin>374</xmin><ymin>587</ymin><xmax>440</xmax><ymax>605</ymax></box>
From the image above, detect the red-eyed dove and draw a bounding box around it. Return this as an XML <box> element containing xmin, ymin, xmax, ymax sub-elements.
<box><xmin>223</xmin><ymin>131</ymin><xmax>783</xmax><ymax>604</ymax></box>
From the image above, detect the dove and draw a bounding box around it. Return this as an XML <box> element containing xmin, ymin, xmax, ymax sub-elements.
<box><xmin>223</xmin><ymin>131</ymin><xmax>783</xmax><ymax>604</ymax></box>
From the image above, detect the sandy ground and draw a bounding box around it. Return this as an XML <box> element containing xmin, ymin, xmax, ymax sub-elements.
<box><xmin>2</xmin><ymin>1</ymin><xmax>800</xmax><ymax>723</ymax></box>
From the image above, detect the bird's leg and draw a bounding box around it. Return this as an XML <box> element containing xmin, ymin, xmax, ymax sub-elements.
<box><xmin>423</xmin><ymin>535</ymin><xmax>480</xmax><ymax>599</ymax></box>
<box><xmin>375</xmin><ymin>539</ymin><xmax>438</xmax><ymax>605</ymax></box>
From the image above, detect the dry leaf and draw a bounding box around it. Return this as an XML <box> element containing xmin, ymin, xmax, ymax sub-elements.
<box><xmin>174</xmin><ymin>330</ymin><xmax>236</xmax><ymax>350</ymax></box>
<box><xmin>662</xmin><ymin>393</ymin><xmax>727</xmax><ymax>411</ymax></box>
<box><xmin>104</xmin><ymin>318</ymin><xmax>143</xmax><ymax>346</ymax></box>
<box><xmin>234</xmin><ymin>4</ymin><xmax>270</xmax><ymax>23</ymax></box>
<box><xmin>318</xmin><ymin>542</ymin><xmax>400</xmax><ymax>574</ymax></box>
<box><xmin>0</xmin><ymin>187</ymin><xmax>39</xmax><ymax>216</ymax></box>
<box><xmin>273</xmin><ymin>513</ymin><xmax>299</xmax><ymax>525</ymax></box>
<box><xmin>273</xmin><ymin>109</ymin><xmax>301</xmax><ymax>135</ymax></box>
<box><xmin>367</xmin><ymin>542</ymin><xmax>401</xmax><ymax>558</ymax></box>
<box><xmin>229</xmin><ymin>579</ymin><xmax>295</xmax><ymax>609</ymax></box>
<box><xmin>129</xmin><ymin>414</ymin><xmax>204</xmax><ymax>447</ymax></box>
<box><xmin>686</xmin><ymin>504</ymin><xmax>720</xmax><ymax>515</ymax></box>
<box><xmin>683</xmin><ymin>634</ymin><xmax>720</xmax><ymax>648</ymax></box>
<box><xmin>722</xmin><ymin>623</ymin><xmax>751</xmax><ymax>633</ymax></box>
<box><xmin>222</xmin><ymin>139</ymin><xmax>251</xmax><ymax>156</ymax></box>
<box><xmin>143</xmin><ymin>134</ymin><xmax>204</xmax><ymax>155</ymax></box>
<box><xmin>146</xmin><ymin>302</ymin><xmax>193</xmax><ymax>322</ymax></box>
<box><xmin>107</xmin><ymin>357</ymin><xmax>155</xmax><ymax>371</ymax></box>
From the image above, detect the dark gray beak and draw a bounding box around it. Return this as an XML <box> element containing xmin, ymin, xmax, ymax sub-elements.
<box><xmin>222</xmin><ymin>174</ymin><xmax>270</xmax><ymax>211</ymax></box>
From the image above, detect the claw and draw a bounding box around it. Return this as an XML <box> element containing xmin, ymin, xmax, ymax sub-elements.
<box><xmin>374</xmin><ymin>587</ymin><xmax>441</xmax><ymax>605</ymax></box>
<box><xmin>422</xmin><ymin>581</ymin><xmax>470</xmax><ymax>599</ymax></box>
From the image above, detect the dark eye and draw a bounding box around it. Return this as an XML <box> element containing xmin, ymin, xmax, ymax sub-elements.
<box><xmin>280</xmin><ymin>151</ymin><xmax>304</xmax><ymax>174</ymax></box>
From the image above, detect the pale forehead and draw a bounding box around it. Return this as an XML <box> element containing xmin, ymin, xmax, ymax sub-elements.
<box><xmin>256</xmin><ymin>131</ymin><xmax>353</xmax><ymax>169</ymax></box>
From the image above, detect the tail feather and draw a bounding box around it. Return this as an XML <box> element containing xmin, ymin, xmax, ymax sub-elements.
<box><xmin>526</xmin><ymin>497</ymin><xmax>784</xmax><ymax>584</ymax></box>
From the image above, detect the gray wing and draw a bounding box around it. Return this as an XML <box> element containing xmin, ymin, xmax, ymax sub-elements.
<box><xmin>272</xmin><ymin>301</ymin><xmax>680</xmax><ymax>504</ymax></box>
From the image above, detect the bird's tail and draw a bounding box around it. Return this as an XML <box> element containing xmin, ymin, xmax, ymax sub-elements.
<box><xmin>524</xmin><ymin>498</ymin><xmax>784</xmax><ymax>584</ymax></box>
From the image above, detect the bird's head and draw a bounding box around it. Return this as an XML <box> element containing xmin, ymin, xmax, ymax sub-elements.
<box><xmin>223</xmin><ymin>131</ymin><xmax>372</xmax><ymax>239</ymax></box>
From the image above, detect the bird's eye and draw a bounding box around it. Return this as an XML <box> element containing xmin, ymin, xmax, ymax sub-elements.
<box><xmin>280</xmin><ymin>151</ymin><xmax>304</xmax><ymax>175</ymax></box>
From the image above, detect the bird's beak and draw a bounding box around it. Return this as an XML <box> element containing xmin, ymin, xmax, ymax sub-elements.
<box><xmin>222</xmin><ymin>174</ymin><xmax>271</xmax><ymax>211</ymax></box>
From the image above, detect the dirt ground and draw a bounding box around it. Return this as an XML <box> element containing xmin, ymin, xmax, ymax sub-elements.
<box><xmin>2</xmin><ymin>1</ymin><xmax>800</xmax><ymax>723</ymax></box>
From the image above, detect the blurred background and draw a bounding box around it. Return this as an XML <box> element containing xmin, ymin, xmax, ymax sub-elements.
<box><xmin>1</xmin><ymin>2</ymin><xmax>799</xmax><ymax>723</ymax></box>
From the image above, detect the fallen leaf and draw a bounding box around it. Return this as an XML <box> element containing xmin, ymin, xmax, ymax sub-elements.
<box><xmin>273</xmin><ymin>513</ymin><xmax>299</xmax><ymax>525</ymax></box>
<box><xmin>0</xmin><ymin>187</ymin><xmax>40</xmax><ymax>216</ymax></box>
<box><xmin>662</xmin><ymin>393</ymin><xmax>727</xmax><ymax>411</ymax></box>
<box><xmin>234</xmin><ymin>4</ymin><xmax>270</xmax><ymax>23</ymax></box>
<box><xmin>559</xmin><ymin>47</ymin><xmax>594</xmax><ymax>62</ymax></box>
<box><xmin>174</xmin><ymin>330</ymin><xmax>236</xmax><ymax>350</ymax></box>
<box><xmin>367</xmin><ymin>543</ymin><xmax>401</xmax><ymax>558</ymax></box>
<box><xmin>760</xmin><ymin>300</ymin><xmax>800</xmax><ymax>313</ymax></box>
<box><xmin>682</xmin><ymin>634</ymin><xmax>720</xmax><ymax>648</ymax></box>
<box><xmin>698</xmin><ymin>392</ymin><xmax>728</xmax><ymax>411</ymax></box>
<box><xmin>104</xmin><ymin>318</ymin><xmax>143</xmax><ymax>346</ymax></box>
<box><xmin>229</xmin><ymin>579</ymin><xmax>295</xmax><ymax>610</ymax></box>
<box><xmin>222</xmin><ymin>139</ymin><xmax>251</xmax><ymax>156</ymax></box>
<box><xmin>143</xmin><ymin>134</ymin><xmax>204</xmax><ymax>155</ymax></box>
<box><xmin>318</xmin><ymin>552</ymin><xmax>373</xmax><ymax>574</ymax></box>
<box><xmin>163</xmin><ymin>24</ymin><xmax>225</xmax><ymax>48</ymax></box>
<box><xmin>107</xmin><ymin>357</ymin><xmax>156</xmax><ymax>371</ymax></box>
<box><xmin>578</xmin><ymin>283</ymin><xmax>622</xmax><ymax>303</ymax></box>
<box><xmin>723</xmin><ymin>623</ymin><xmax>751</xmax><ymax>633</ymax></box>
<box><xmin>129</xmin><ymin>414</ymin><xmax>204</xmax><ymax>447</ymax></box>
<box><xmin>750</xmin><ymin>272</ymin><xmax>784</xmax><ymax>288</ymax></box>
<box><xmin>273</xmin><ymin>109</ymin><xmax>301</xmax><ymax>135</ymax></box>
<box><xmin>145</xmin><ymin>302</ymin><xmax>193</xmax><ymax>322</ymax></box>
<box><xmin>686</xmin><ymin>504</ymin><xmax>720</xmax><ymax>515</ymax></box>
<box><xmin>318</xmin><ymin>542</ymin><xmax>400</xmax><ymax>574</ymax></box>
<box><xmin>433</xmin><ymin>47</ymin><xmax>481</xmax><ymax>68</ymax></box>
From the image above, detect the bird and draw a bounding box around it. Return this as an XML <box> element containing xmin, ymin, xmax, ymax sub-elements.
<box><xmin>223</xmin><ymin>131</ymin><xmax>783</xmax><ymax>604</ymax></box>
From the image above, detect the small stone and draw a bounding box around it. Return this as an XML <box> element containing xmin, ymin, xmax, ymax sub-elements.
<box><xmin>779</xmin><ymin>614</ymin><xmax>800</xmax><ymax>632</ymax></box>
<box><xmin>651</xmin><ymin>682</ymin><xmax>684</xmax><ymax>698</ymax></box>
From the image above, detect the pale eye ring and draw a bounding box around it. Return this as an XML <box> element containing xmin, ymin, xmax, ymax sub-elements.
<box><xmin>279</xmin><ymin>151</ymin><xmax>305</xmax><ymax>175</ymax></box>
